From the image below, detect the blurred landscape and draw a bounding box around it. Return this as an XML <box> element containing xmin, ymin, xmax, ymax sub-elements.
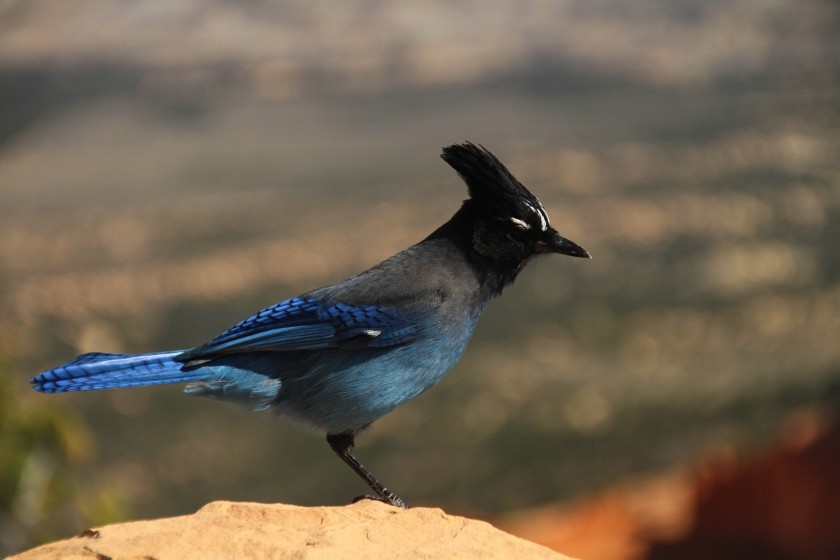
<box><xmin>1</xmin><ymin>0</ymin><xmax>839</xmax><ymax>556</ymax></box>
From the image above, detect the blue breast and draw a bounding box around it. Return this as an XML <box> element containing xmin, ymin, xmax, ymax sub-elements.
<box><xmin>276</xmin><ymin>316</ymin><xmax>477</xmax><ymax>433</ymax></box>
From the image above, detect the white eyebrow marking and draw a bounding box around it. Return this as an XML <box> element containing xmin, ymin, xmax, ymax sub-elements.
<box><xmin>524</xmin><ymin>201</ymin><xmax>549</xmax><ymax>231</ymax></box>
<box><xmin>510</xmin><ymin>217</ymin><xmax>531</xmax><ymax>230</ymax></box>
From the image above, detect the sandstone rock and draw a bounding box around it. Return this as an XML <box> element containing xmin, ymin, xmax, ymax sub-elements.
<box><xmin>11</xmin><ymin>500</ymin><xmax>573</xmax><ymax>560</ymax></box>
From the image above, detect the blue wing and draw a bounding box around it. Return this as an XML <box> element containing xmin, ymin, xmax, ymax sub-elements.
<box><xmin>178</xmin><ymin>296</ymin><xmax>418</xmax><ymax>361</ymax></box>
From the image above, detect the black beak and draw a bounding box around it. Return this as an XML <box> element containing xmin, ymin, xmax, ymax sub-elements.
<box><xmin>537</xmin><ymin>228</ymin><xmax>591</xmax><ymax>258</ymax></box>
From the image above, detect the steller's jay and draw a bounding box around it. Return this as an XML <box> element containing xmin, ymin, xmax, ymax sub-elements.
<box><xmin>31</xmin><ymin>142</ymin><xmax>589</xmax><ymax>508</ymax></box>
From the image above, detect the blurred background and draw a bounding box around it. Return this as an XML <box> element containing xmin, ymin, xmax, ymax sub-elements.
<box><xmin>1</xmin><ymin>1</ymin><xmax>839</xmax><ymax>558</ymax></box>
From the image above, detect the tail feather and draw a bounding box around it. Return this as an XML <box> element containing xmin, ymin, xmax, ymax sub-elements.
<box><xmin>31</xmin><ymin>350</ymin><xmax>206</xmax><ymax>393</ymax></box>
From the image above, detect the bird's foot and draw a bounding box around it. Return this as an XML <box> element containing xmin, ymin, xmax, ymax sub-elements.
<box><xmin>352</xmin><ymin>493</ymin><xmax>408</xmax><ymax>509</ymax></box>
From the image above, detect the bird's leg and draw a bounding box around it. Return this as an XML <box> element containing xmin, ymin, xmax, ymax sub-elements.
<box><xmin>326</xmin><ymin>432</ymin><xmax>407</xmax><ymax>509</ymax></box>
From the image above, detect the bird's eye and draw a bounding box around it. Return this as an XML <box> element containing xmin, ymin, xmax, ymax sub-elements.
<box><xmin>509</xmin><ymin>217</ymin><xmax>531</xmax><ymax>231</ymax></box>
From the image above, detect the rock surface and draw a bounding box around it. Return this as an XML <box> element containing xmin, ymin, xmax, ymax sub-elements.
<box><xmin>11</xmin><ymin>500</ymin><xmax>573</xmax><ymax>560</ymax></box>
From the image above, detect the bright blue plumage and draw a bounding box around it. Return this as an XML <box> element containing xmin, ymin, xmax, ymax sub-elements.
<box><xmin>32</xmin><ymin>296</ymin><xmax>430</xmax><ymax>427</ymax></box>
<box><xmin>32</xmin><ymin>351</ymin><xmax>191</xmax><ymax>392</ymax></box>
<box><xmin>180</xmin><ymin>296</ymin><xmax>418</xmax><ymax>358</ymax></box>
<box><xmin>31</xmin><ymin>142</ymin><xmax>590</xmax><ymax>508</ymax></box>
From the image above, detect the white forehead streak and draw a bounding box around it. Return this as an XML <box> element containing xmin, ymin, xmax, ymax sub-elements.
<box><xmin>524</xmin><ymin>201</ymin><xmax>549</xmax><ymax>231</ymax></box>
<box><xmin>510</xmin><ymin>217</ymin><xmax>531</xmax><ymax>230</ymax></box>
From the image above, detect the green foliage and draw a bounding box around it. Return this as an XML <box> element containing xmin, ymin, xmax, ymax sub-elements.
<box><xmin>0</xmin><ymin>361</ymin><xmax>129</xmax><ymax>555</ymax></box>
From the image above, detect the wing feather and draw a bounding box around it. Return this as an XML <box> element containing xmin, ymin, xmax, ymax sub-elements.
<box><xmin>178</xmin><ymin>296</ymin><xmax>418</xmax><ymax>361</ymax></box>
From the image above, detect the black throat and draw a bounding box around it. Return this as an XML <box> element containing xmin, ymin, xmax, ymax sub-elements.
<box><xmin>425</xmin><ymin>203</ymin><xmax>531</xmax><ymax>299</ymax></box>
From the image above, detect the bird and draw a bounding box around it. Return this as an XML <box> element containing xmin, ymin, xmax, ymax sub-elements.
<box><xmin>31</xmin><ymin>142</ymin><xmax>590</xmax><ymax>508</ymax></box>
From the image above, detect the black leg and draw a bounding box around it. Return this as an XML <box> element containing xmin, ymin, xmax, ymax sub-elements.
<box><xmin>326</xmin><ymin>432</ymin><xmax>407</xmax><ymax>509</ymax></box>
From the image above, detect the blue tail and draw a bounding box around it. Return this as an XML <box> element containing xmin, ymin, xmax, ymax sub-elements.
<box><xmin>31</xmin><ymin>350</ymin><xmax>207</xmax><ymax>393</ymax></box>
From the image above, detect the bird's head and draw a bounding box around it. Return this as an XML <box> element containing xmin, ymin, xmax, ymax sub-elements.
<box><xmin>440</xmin><ymin>142</ymin><xmax>590</xmax><ymax>290</ymax></box>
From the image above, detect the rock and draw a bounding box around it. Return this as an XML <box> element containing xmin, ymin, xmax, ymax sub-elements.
<box><xmin>10</xmin><ymin>500</ymin><xmax>573</xmax><ymax>560</ymax></box>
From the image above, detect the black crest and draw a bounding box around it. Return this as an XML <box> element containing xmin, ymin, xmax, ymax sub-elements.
<box><xmin>441</xmin><ymin>142</ymin><xmax>550</xmax><ymax>230</ymax></box>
